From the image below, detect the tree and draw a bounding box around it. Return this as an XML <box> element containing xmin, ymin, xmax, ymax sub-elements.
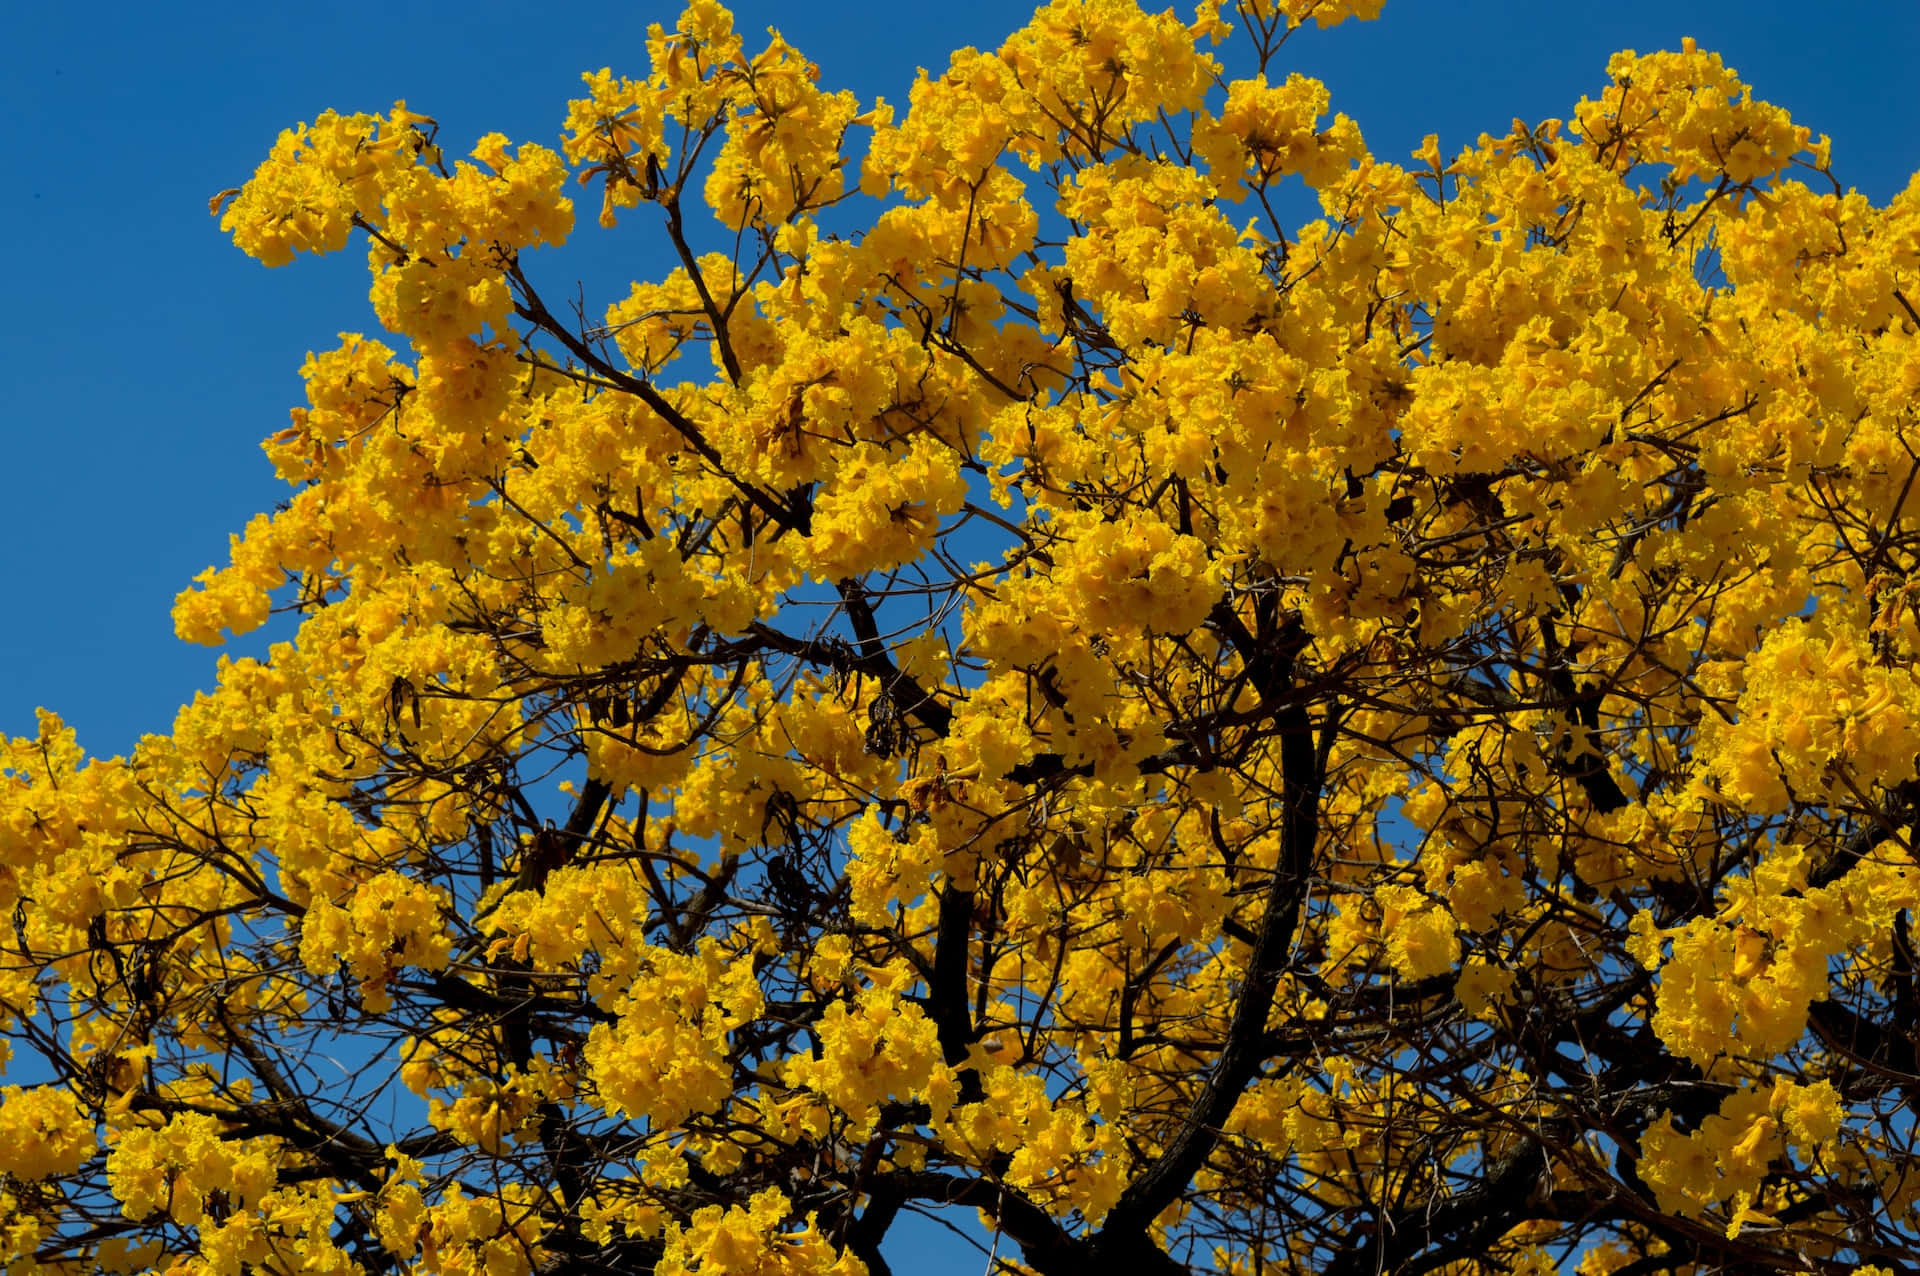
<box><xmin>4</xmin><ymin>0</ymin><xmax>1920</xmax><ymax>1271</ymax></box>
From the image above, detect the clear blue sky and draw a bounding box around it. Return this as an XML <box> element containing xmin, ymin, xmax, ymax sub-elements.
<box><xmin>3</xmin><ymin>0</ymin><xmax>1914</xmax><ymax>759</ymax></box>
<box><xmin>1</xmin><ymin>2</ymin><xmax>1916</xmax><ymax>1269</ymax></box>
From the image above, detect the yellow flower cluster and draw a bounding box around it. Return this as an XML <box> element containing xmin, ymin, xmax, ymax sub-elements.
<box><xmin>1696</xmin><ymin>614</ymin><xmax>1920</xmax><ymax>811</ymax></box>
<box><xmin>654</xmin><ymin>1188</ymin><xmax>863</xmax><ymax>1276</ymax></box>
<box><xmin>221</xmin><ymin>101</ymin><xmax>572</xmax><ymax>351</ymax></box>
<box><xmin>703</xmin><ymin>35</ymin><xmax>868</xmax><ymax>228</ymax></box>
<box><xmin>1574</xmin><ymin>38</ymin><xmax>1811</xmax><ymax>183</ymax></box>
<box><xmin>22</xmin><ymin>0</ymin><xmax>1920</xmax><ymax>1271</ymax></box>
<box><xmin>1193</xmin><ymin>73</ymin><xmax>1368</xmax><ymax>199</ymax></box>
<box><xmin>1251</xmin><ymin>0</ymin><xmax>1386</xmax><ymax>28</ymax></box>
<box><xmin>1050</xmin><ymin>510</ymin><xmax>1222</xmax><ymax>638</ymax></box>
<box><xmin>297</xmin><ymin>868</ymin><xmax>452</xmax><ymax>1012</ymax></box>
<box><xmin>218</xmin><ymin>107</ymin><xmax>415</xmax><ymax>267</ymax></box>
<box><xmin>781</xmin><ymin>986</ymin><xmax>953</xmax><ymax>1133</ymax></box>
<box><xmin>0</xmin><ymin>1086</ymin><xmax>95</xmax><ymax>1181</ymax></box>
<box><xmin>105</xmin><ymin>1113</ymin><xmax>278</xmax><ymax>1225</ymax></box>
<box><xmin>941</xmin><ymin>1067</ymin><xmax>1128</xmax><ymax>1222</ymax></box>
<box><xmin>377</xmin><ymin>1177</ymin><xmax>550</xmax><ymax>1276</ymax></box>
<box><xmin>1636</xmin><ymin>841</ymin><xmax>1919</xmax><ymax>1065</ymax></box>
<box><xmin>585</xmin><ymin>941</ymin><xmax>765</xmax><ymax>1128</ymax></box>
<box><xmin>486</xmin><ymin>860</ymin><xmax>651</xmax><ymax>979</ymax></box>
<box><xmin>1637</xmin><ymin>1079</ymin><xmax>1844</xmax><ymax>1231</ymax></box>
<box><xmin>796</xmin><ymin>436</ymin><xmax>969</xmax><ymax>579</ymax></box>
<box><xmin>1060</xmin><ymin>158</ymin><xmax>1268</xmax><ymax>346</ymax></box>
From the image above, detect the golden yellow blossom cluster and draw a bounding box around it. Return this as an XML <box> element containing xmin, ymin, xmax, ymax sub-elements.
<box><xmin>7</xmin><ymin>0</ymin><xmax>1920</xmax><ymax>1272</ymax></box>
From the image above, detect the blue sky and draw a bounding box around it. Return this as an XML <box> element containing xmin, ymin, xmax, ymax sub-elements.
<box><xmin>1</xmin><ymin>1</ymin><xmax>1916</xmax><ymax>1269</ymax></box>
<box><xmin>3</xmin><ymin>0</ymin><xmax>1914</xmax><ymax>759</ymax></box>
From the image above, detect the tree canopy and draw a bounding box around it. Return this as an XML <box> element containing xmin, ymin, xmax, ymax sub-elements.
<box><xmin>6</xmin><ymin>0</ymin><xmax>1920</xmax><ymax>1272</ymax></box>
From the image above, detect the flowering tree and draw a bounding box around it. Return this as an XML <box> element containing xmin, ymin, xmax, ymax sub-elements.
<box><xmin>5</xmin><ymin>0</ymin><xmax>1920</xmax><ymax>1272</ymax></box>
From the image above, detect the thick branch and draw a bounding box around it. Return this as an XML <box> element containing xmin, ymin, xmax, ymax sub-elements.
<box><xmin>930</xmin><ymin>878</ymin><xmax>977</xmax><ymax>1074</ymax></box>
<box><xmin>884</xmin><ymin>1170</ymin><xmax>1095</xmax><ymax>1276</ymax></box>
<box><xmin>1095</xmin><ymin>612</ymin><xmax>1323</xmax><ymax>1244</ymax></box>
<box><xmin>1324</xmin><ymin>1139</ymin><xmax>1550</xmax><ymax>1276</ymax></box>
<box><xmin>834</xmin><ymin>579</ymin><xmax>953</xmax><ymax>736</ymax></box>
<box><xmin>1536</xmin><ymin>617</ymin><xmax>1630</xmax><ymax>813</ymax></box>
